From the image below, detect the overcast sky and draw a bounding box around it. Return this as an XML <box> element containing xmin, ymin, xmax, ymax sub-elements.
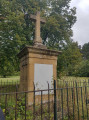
<box><xmin>70</xmin><ymin>0</ymin><xmax>89</xmax><ymax>46</ymax></box>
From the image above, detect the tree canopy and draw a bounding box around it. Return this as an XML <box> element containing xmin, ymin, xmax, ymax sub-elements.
<box><xmin>0</xmin><ymin>0</ymin><xmax>77</xmax><ymax>77</ymax></box>
<box><xmin>82</xmin><ymin>42</ymin><xmax>89</xmax><ymax>60</ymax></box>
<box><xmin>74</xmin><ymin>42</ymin><xmax>89</xmax><ymax>77</ymax></box>
<box><xmin>58</xmin><ymin>42</ymin><xmax>82</xmax><ymax>77</ymax></box>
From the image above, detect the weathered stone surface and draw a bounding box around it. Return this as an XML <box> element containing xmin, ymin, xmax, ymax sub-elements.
<box><xmin>18</xmin><ymin>11</ymin><xmax>61</xmax><ymax>105</ymax></box>
<box><xmin>18</xmin><ymin>46</ymin><xmax>61</xmax><ymax>59</ymax></box>
<box><xmin>18</xmin><ymin>46</ymin><xmax>61</xmax><ymax>105</ymax></box>
<box><xmin>30</xmin><ymin>11</ymin><xmax>46</xmax><ymax>46</ymax></box>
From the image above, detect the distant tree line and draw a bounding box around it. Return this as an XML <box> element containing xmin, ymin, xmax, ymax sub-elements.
<box><xmin>0</xmin><ymin>0</ymin><xmax>89</xmax><ymax>77</ymax></box>
<box><xmin>58</xmin><ymin>42</ymin><xmax>89</xmax><ymax>77</ymax></box>
<box><xmin>73</xmin><ymin>42</ymin><xmax>89</xmax><ymax>77</ymax></box>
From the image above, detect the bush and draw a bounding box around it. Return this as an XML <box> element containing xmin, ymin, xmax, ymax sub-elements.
<box><xmin>74</xmin><ymin>60</ymin><xmax>89</xmax><ymax>77</ymax></box>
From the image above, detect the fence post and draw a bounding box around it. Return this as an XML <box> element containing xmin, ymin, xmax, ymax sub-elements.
<box><xmin>54</xmin><ymin>80</ymin><xmax>57</xmax><ymax>120</ymax></box>
<box><xmin>88</xmin><ymin>79</ymin><xmax>89</xmax><ymax>85</ymax></box>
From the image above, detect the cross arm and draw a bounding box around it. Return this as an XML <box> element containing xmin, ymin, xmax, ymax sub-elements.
<box><xmin>40</xmin><ymin>18</ymin><xmax>46</xmax><ymax>24</ymax></box>
<box><xmin>30</xmin><ymin>14</ymin><xmax>36</xmax><ymax>21</ymax></box>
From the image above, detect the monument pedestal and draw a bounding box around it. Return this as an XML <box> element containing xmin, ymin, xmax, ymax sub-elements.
<box><xmin>18</xmin><ymin>46</ymin><xmax>60</xmax><ymax>105</ymax></box>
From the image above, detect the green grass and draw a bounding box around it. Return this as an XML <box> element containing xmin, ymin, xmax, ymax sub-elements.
<box><xmin>0</xmin><ymin>76</ymin><xmax>89</xmax><ymax>86</ymax></box>
<box><xmin>58</xmin><ymin>76</ymin><xmax>89</xmax><ymax>88</ymax></box>
<box><xmin>0</xmin><ymin>76</ymin><xmax>20</xmax><ymax>93</ymax></box>
<box><xmin>60</xmin><ymin>76</ymin><xmax>89</xmax><ymax>82</ymax></box>
<box><xmin>0</xmin><ymin>76</ymin><xmax>89</xmax><ymax>83</ymax></box>
<box><xmin>0</xmin><ymin>76</ymin><xmax>89</xmax><ymax>119</ymax></box>
<box><xmin>0</xmin><ymin>76</ymin><xmax>20</xmax><ymax>83</ymax></box>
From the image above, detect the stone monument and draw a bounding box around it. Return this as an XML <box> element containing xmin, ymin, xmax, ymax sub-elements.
<box><xmin>18</xmin><ymin>12</ymin><xmax>61</xmax><ymax>105</ymax></box>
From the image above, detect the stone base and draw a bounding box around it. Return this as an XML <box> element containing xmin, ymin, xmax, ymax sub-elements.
<box><xmin>18</xmin><ymin>46</ymin><xmax>61</xmax><ymax>105</ymax></box>
<box><xmin>34</xmin><ymin>42</ymin><xmax>47</xmax><ymax>49</ymax></box>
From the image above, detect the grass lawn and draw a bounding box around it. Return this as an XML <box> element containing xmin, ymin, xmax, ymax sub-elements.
<box><xmin>0</xmin><ymin>76</ymin><xmax>89</xmax><ymax>119</ymax></box>
<box><xmin>60</xmin><ymin>76</ymin><xmax>89</xmax><ymax>82</ymax></box>
<box><xmin>0</xmin><ymin>76</ymin><xmax>20</xmax><ymax>83</ymax></box>
<box><xmin>0</xmin><ymin>76</ymin><xmax>89</xmax><ymax>84</ymax></box>
<box><xmin>58</xmin><ymin>76</ymin><xmax>89</xmax><ymax>88</ymax></box>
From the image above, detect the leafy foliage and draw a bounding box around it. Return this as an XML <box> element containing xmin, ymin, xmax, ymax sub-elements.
<box><xmin>0</xmin><ymin>0</ymin><xmax>77</xmax><ymax>77</ymax></box>
<box><xmin>74</xmin><ymin>60</ymin><xmax>89</xmax><ymax>77</ymax></box>
<box><xmin>73</xmin><ymin>42</ymin><xmax>89</xmax><ymax>77</ymax></box>
<box><xmin>58</xmin><ymin>42</ymin><xmax>82</xmax><ymax>77</ymax></box>
<box><xmin>82</xmin><ymin>42</ymin><xmax>89</xmax><ymax>60</ymax></box>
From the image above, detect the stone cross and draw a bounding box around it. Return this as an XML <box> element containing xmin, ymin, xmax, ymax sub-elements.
<box><xmin>30</xmin><ymin>11</ymin><xmax>46</xmax><ymax>45</ymax></box>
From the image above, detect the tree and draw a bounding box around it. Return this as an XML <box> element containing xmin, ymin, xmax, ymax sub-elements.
<box><xmin>0</xmin><ymin>0</ymin><xmax>26</xmax><ymax>77</ymax></box>
<box><xmin>82</xmin><ymin>42</ymin><xmax>89</xmax><ymax>60</ymax></box>
<box><xmin>74</xmin><ymin>60</ymin><xmax>89</xmax><ymax>77</ymax></box>
<box><xmin>74</xmin><ymin>42</ymin><xmax>89</xmax><ymax>77</ymax></box>
<box><xmin>58</xmin><ymin>42</ymin><xmax>82</xmax><ymax>76</ymax></box>
<box><xmin>42</xmin><ymin>0</ymin><xmax>76</xmax><ymax>49</ymax></box>
<box><xmin>0</xmin><ymin>0</ymin><xmax>77</xmax><ymax>77</ymax></box>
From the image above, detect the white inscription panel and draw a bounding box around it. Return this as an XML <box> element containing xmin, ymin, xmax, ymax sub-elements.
<box><xmin>34</xmin><ymin>64</ymin><xmax>53</xmax><ymax>95</ymax></box>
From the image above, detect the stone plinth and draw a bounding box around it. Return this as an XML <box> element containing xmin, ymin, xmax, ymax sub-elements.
<box><xmin>18</xmin><ymin>46</ymin><xmax>61</xmax><ymax>105</ymax></box>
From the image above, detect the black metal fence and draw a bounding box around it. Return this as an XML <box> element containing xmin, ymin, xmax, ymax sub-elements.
<box><xmin>0</xmin><ymin>79</ymin><xmax>89</xmax><ymax>93</ymax></box>
<box><xmin>0</xmin><ymin>80</ymin><xmax>89</xmax><ymax>120</ymax></box>
<box><xmin>58</xmin><ymin>80</ymin><xmax>89</xmax><ymax>88</ymax></box>
<box><xmin>0</xmin><ymin>80</ymin><xmax>19</xmax><ymax>93</ymax></box>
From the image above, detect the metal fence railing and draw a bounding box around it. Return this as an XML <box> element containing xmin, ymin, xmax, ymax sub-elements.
<box><xmin>0</xmin><ymin>79</ymin><xmax>89</xmax><ymax>93</ymax></box>
<box><xmin>58</xmin><ymin>80</ymin><xmax>89</xmax><ymax>88</ymax></box>
<box><xmin>0</xmin><ymin>80</ymin><xmax>89</xmax><ymax>120</ymax></box>
<box><xmin>0</xmin><ymin>80</ymin><xmax>19</xmax><ymax>93</ymax></box>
